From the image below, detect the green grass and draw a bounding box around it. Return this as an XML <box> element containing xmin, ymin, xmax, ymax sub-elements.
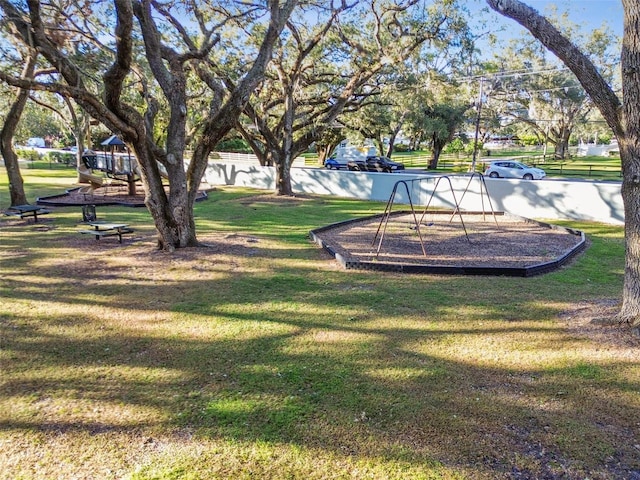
<box><xmin>1</xmin><ymin>168</ymin><xmax>638</xmax><ymax>479</ymax></box>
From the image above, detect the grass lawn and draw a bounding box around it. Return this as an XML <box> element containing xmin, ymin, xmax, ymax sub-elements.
<box><xmin>1</xmin><ymin>168</ymin><xmax>639</xmax><ymax>479</ymax></box>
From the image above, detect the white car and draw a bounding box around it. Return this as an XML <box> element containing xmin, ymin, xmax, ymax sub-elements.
<box><xmin>485</xmin><ymin>161</ymin><xmax>546</xmax><ymax>180</ymax></box>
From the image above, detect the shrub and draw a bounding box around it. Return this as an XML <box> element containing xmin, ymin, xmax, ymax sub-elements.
<box><xmin>393</xmin><ymin>143</ymin><xmax>411</xmax><ymax>153</ymax></box>
<box><xmin>519</xmin><ymin>134</ymin><xmax>541</xmax><ymax>146</ymax></box>
<box><xmin>598</xmin><ymin>133</ymin><xmax>613</xmax><ymax>145</ymax></box>
<box><xmin>15</xmin><ymin>147</ymin><xmax>41</xmax><ymax>162</ymax></box>
<box><xmin>217</xmin><ymin>138</ymin><xmax>252</xmax><ymax>153</ymax></box>
<box><xmin>464</xmin><ymin>141</ymin><xmax>482</xmax><ymax>156</ymax></box>
<box><xmin>47</xmin><ymin>151</ymin><xmax>75</xmax><ymax>165</ymax></box>
<box><xmin>443</xmin><ymin>138</ymin><xmax>465</xmax><ymax>154</ymax></box>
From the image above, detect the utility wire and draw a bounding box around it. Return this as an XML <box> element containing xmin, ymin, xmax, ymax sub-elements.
<box><xmin>453</xmin><ymin>67</ymin><xmax>570</xmax><ymax>83</ymax></box>
<box><xmin>491</xmin><ymin>85</ymin><xmax>585</xmax><ymax>97</ymax></box>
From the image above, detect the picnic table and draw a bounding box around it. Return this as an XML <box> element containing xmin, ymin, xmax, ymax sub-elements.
<box><xmin>78</xmin><ymin>222</ymin><xmax>134</xmax><ymax>243</ymax></box>
<box><xmin>4</xmin><ymin>204</ymin><xmax>51</xmax><ymax>222</ymax></box>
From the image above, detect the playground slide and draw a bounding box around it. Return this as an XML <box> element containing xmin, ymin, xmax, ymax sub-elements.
<box><xmin>77</xmin><ymin>165</ymin><xmax>104</xmax><ymax>193</ymax></box>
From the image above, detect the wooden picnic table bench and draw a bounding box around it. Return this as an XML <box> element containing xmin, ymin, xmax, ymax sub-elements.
<box><xmin>78</xmin><ymin>222</ymin><xmax>134</xmax><ymax>243</ymax></box>
<box><xmin>4</xmin><ymin>204</ymin><xmax>51</xmax><ymax>222</ymax></box>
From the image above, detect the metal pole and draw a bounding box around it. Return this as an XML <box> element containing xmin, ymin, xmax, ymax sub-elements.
<box><xmin>543</xmin><ymin>123</ymin><xmax>549</xmax><ymax>162</ymax></box>
<box><xmin>470</xmin><ymin>77</ymin><xmax>484</xmax><ymax>173</ymax></box>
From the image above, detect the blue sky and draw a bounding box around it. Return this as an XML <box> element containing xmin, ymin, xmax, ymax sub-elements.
<box><xmin>482</xmin><ymin>0</ymin><xmax>624</xmax><ymax>39</ymax></box>
<box><xmin>523</xmin><ymin>0</ymin><xmax>622</xmax><ymax>33</ymax></box>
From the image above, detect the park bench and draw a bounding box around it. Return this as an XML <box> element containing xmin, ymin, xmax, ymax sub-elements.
<box><xmin>78</xmin><ymin>222</ymin><xmax>134</xmax><ymax>243</ymax></box>
<box><xmin>4</xmin><ymin>204</ymin><xmax>51</xmax><ymax>222</ymax></box>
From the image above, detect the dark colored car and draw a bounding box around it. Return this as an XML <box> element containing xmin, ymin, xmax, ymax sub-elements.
<box><xmin>347</xmin><ymin>156</ymin><xmax>405</xmax><ymax>173</ymax></box>
<box><xmin>324</xmin><ymin>158</ymin><xmax>346</xmax><ymax>170</ymax></box>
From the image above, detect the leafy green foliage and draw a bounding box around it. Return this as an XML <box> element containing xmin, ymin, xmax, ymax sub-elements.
<box><xmin>216</xmin><ymin>138</ymin><xmax>252</xmax><ymax>153</ymax></box>
<box><xmin>484</xmin><ymin>12</ymin><xmax>617</xmax><ymax>159</ymax></box>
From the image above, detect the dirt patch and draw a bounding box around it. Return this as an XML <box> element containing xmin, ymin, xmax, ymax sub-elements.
<box><xmin>560</xmin><ymin>298</ymin><xmax>640</xmax><ymax>350</ymax></box>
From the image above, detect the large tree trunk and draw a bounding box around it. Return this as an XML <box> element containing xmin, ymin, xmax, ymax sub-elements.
<box><xmin>428</xmin><ymin>136</ymin><xmax>445</xmax><ymax>169</ymax></box>
<box><xmin>386</xmin><ymin>116</ymin><xmax>405</xmax><ymax>157</ymax></box>
<box><xmin>619</xmin><ymin>142</ymin><xmax>640</xmax><ymax>323</ymax></box>
<box><xmin>274</xmin><ymin>82</ymin><xmax>296</xmax><ymax>196</ymax></box>
<box><xmin>274</xmin><ymin>151</ymin><xmax>294</xmax><ymax>196</ymax></box>
<box><xmin>0</xmin><ymin>138</ymin><xmax>28</xmax><ymax>207</ymax></box>
<box><xmin>553</xmin><ymin>125</ymin><xmax>572</xmax><ymax>159</ymax></box>
<box><xmin>617</xmin><ymin>0</ymin><xmax>640</xmax><ymax>324</ymax></box>
<box><xmin>385</xmin><ymin>137</ymin><xmax>395</xmax><ymax>158</ymax></box>
<box><xmin>553</xmin><ymin>139</ymin><xmax>569</xmax><ymax>159</ymax></box>
<box><xmin>317</xmin><ymin>145</ymin><xmax>331</xmax><ymax>165</ymax></box>
<box><xmin>0</xmin><ymin>52</ymin><xmax>37</xmax><ymax>206</ymax></box>
<box><xmin>131</xmin><ymin>140</ymin><xmax>198</xmax><ymax>250</ymax></box>
<box><xmin>317</xmin><ymin>142</ymin><xmax>340</xmax><ymax>165</ymax></box>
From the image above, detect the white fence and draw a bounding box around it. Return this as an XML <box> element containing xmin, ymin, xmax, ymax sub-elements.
<box><xmin>203</xmin><ymin>161</ymin><xmax>624</xmax><ymax>225</ymax></box>
<box><xmin>213</xmin><ymin>152</ymin><xmax>306</xmax><ymax>168</ymax></box>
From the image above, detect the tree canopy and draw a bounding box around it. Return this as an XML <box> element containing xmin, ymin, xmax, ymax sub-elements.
<box><xmin>0</xmin><ymin>0</ymin><xmax>297</xmax><ymax>249</ymax></box>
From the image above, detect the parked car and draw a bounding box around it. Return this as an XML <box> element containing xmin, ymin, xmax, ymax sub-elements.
<box><xmin>26</xmin><ymin>137</ymin><xmax>46</xmax><ymax>148</ymax></box>
<box><xmin>347</xmin><ymin>156</ymin><xmax>405</xmax><ymax>173</ymax></box>
<box><xmin>324</xmin><ymin>158</ymin><xmax>346</xmax><ymax>170</ymax></box>
<box><xmin>484</xmin><ymin>160</ymin><xmax>546</xmax><ymax>180</ymax></box>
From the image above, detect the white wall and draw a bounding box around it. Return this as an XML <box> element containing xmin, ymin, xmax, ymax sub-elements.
<box><xmin>203</xmin><ymin>162</ymin><xmax>624</xmax><ymax>225</ymax></box>
<box><xmin>213</xmin><ymin>152</ymin><xmax>306</xmax><ymax>167</ymax></box>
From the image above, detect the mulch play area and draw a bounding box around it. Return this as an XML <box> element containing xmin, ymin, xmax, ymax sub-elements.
<box><xmin>310</xmin><ymin>210</ymin><xmax>586</xmax><ymax>276</ymax></box>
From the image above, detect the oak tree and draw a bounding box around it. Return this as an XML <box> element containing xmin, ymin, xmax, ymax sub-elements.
<box><xmin>0</xmin><ymin>0</ymin><xmax>296</xmax><ymax>250</ymax></box>
<box><xmin>487</xmin><ymin>0</ymin><xmax>640</xmax><ymax>327</ymax></box>
<box><xmin>237</xmin><ymin>0</ymin><xmax>471</xmax><ymax>195</ymax></box>
<box><xmin>0</xmin><ymin>47</ymin><xmax>36</xmax><ymax>206</ymax></box>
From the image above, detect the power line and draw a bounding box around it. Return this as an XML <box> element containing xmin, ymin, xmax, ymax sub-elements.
<box><xmin>453</xmin><ymin>67</ymin><xmax>570</xmax><ymax>83</ymax></box>
<box><xmin>491</xmin><ymin>84</ymin><xmax>585</xmax><ymax>97</ymax></box>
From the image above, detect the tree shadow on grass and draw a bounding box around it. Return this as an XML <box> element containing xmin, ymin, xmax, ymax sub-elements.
<box><xmin>1</xmin><ymin>219</ymin><xmax>638</xmax><ymax>479</ymax></box>
<box><xmin>3</xmin><ymin>284</ymin><xmax>640</xmax><ymax>479</ymax></box>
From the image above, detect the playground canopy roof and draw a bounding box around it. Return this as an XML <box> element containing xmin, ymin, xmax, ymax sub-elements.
<box><xmin>101</xmin><ymin>135</ymin><xmax>125</xmax><ymax>146</ymax></box>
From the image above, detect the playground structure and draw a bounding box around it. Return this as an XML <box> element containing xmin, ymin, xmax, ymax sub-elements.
<box><xmin>309</xmin><ymin>173</ymin><xmax>586</xmax><ymax>276</ymax></box>
<box><xmin>39</xmin><ymin>134</ymin><xmax>200</xmax><ymax>208</ymax></box>
<box><xmin>79</xmin><ymin>135</ymin><xmax>139</xmax><ymax>196</ymax></box>
<box><xmin>77</xmin><ymin>164</ymin><xmax>104</xmax><ymax>194</ymax></box>
<box><xmin>372</xmin><ymin>173</ymin><xmax>498</xmax><ymax>258</ymax></box>
<box><xmin>79</xmin><ymin>135</ymin><xmax>172</xmax><ymax>197</ymax></box>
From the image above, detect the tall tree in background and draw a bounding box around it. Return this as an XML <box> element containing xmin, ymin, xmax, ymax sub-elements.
<box><xmin>0</xmin><ymin>47</ymin><xmax>37</xmax><ymax>206</ymax></box>
<box><xmin>487</xmin><ymin>0</ymin><xmax>640</xmax><ymax>328</ymax></box>
<box><xmin>314</xmin><ymin>126</ymin><xmax>345</xmax><ymax>165</ymax></box>
<box><xmin>422</xmin><ymin>101</ymin><xmax>471</xmax><ymax>169</ymax></box>
<box><xmin>339</xmin><ymin>3</ymin><xmax>477</xmax><ymax>163</ymax></box>
<box><xmin>236</xmin><ymin>1</ymin><xmax>350</xmax><ymax>191</ymax></box>
<box><xmin>238</xmin><ymin>0</ymin><xmax>472</xmax><ymax>195</ymax></box>
<box><xmin>340</xmin><ymin>77</ymin><xmax>414</xmax><ymax>158</ymax></box>
<box><xmin>489</xmin><ymin>64</ymin><xmax>591</xmax><ymax>159</ymax></box>
<box><xmin>341</xmin><ymin>93</ymin><xmax>397</xmax><ymax>157</ymax></box>
<box><xmin>487</xmin><ymin>19</ymin><xmax>617</xmax><ymax>159</ymax></box>
<box><xmin>0</xmin><ymin>0</ymin><xmax>296</xmax><ymax>250</ymax></box>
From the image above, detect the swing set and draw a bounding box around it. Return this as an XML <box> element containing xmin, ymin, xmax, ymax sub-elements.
<box><xmin>372</xmin><ymin>173</ymin><xmax>499</xmax><ymax>258</ymax></box>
